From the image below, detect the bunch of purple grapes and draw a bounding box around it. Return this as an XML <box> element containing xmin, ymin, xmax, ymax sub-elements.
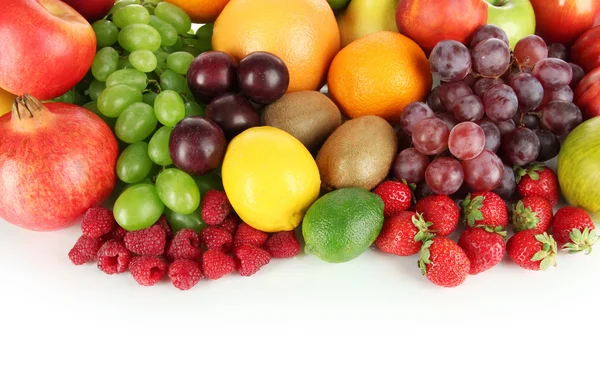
<box><xmin>393</xmin><ymin>25</ymin><xmax>586</xmax><ymax>198</ymax></box>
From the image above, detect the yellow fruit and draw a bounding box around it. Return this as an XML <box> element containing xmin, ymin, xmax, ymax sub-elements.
<box><xmin>165</xmin><ymin>0</ymin><xmax>230</xmax><ymax>23</ymax></box>
<box><xmin>222</xmin><ymin>126</ymin><xmax>321</xmax><ymax>232</ymax></box>
<box><xmin>0</xmin><ymin>87</ymin><xmax>15</xmax><ymax>117</ymax></box>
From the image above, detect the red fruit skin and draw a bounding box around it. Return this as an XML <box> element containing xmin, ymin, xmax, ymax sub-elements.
<box><xmin>469</xmin><ymin>192</ymin><xmax>509</xmax><ymax>229</ymax></box>
<box><xmin>233</xmin><ymin>223</ymin><xmax>269</xmax><ymax>248</ymax></box>
<box><xmin>519</xmin><ymin>197</ymin><xmax>554</xmax><ymax>233</ymax></box>
<box><xmin>218</xmin><ymin>213</ymin><xmax>239</xmax><ymax>235</ymax></box>
<box><xmin>265</xmin><ymin>231</ymin><xmax>301</xmax><ymax>258</ymax></box>
<box><xmin>202</xmin><ymin>250</ymin><xmax>236</xmax><ymax>280</ymax></box>
<box><xmin>168</xmin><ymin>259</ymin><xmax>203</xmax><ymax>291</ymax></box>
<box><xmin>574</xmin><ymin>67</ymin><xmax>600</xmax><ymax>120</ymax></box>
<box><xmin>0</xmin><ymin>0</ymin><xmax>96</xmax><ymax>100</ymax></box>
<box><xmin>517</xmin><ymin>168</ymin><xmax>559</xmax><ymax>206</ymax></box>
<box><xmin>124</xmin><ymin>225</ymin><xmax>167</xmax><ymax>256</ymax></box>
<box><xmin>201</xmin><ymin>190</ymin><xmax>231</xmax><ymax>225</ymax></box>
<box><xmin>551</xmin><ymin>206</ymin><xmax>595</xmax><ymax>248</ymax></box>
<box><xmin>396</xmin><ymin>0</ymin><xmax>487</xmax><ymax>54</ymax></box>
<box><xmin>200</xmin><ymin>226</ymin><xmax>233</xmax><ymax>252</ymax></box>
<box><xmin>375</xmin><ymin>211</ymin><xmax>422</xmax><ymax>256</ymax></box>
<box><xmin>61</xmin><ymin>0</ymin><xmax>114</xmax><ymax>22</ymax></box>
<box><xmin>425</xmin><ymin>237</ymin><xmax>470</xmax><ymax>287</ymax></box>
<box><xmin>235</xmin><ymin>245</ymin><xmax>270</xmax><ymax>277</ymax></box>
<box><xmin>531</xmin><ymin>0</ymin><xmax>597</xmax><ymax>45</ymax></box>
<box><xmin>97</xmin><ymin>239</ymin><xmax>132</xmax><ymax>275</ymax></box>
<box><xmin>507</xmin><ymin>230</ymin><xmax>544</xmax><ymax>271</ymax></box>
<box><xmin>571</xmin><ymin>26</ymin><xmax>600</xmax><ymax>73</ymax></box>
<box><xmin>68</xmin><ymin>235</ymin><xmax>103</xmax><ymax>265</ymax></box>
<box><xmin>373</xmin><ymin>180</ymin><xmax>413</xmax><ymax>218</ymax></box>
<box><xmin>0</xmin><ymin>100</ymin><xmax>118</xmax><ymax>231</ymax></box>
<box><xmin>81</xmin><ymin>207</ymin><xmax>116</xmax><ymax>238</ymax></box>
<box><xmin>458</xmin><ymin>228</ymin><xmax>505</xmax><ymax>275</ymax></box>
<box><xmin>166</xmin><ymin>229</ymin><xmax>202</xmax><ymax>262</ymax></box>
<box><xmin>416</xmin><ymin>195</ymin><xmax>460</xmax><ymax>237</ymax></box>
<box><xmin>130</xmin><ymin>256</ymin><xmax>168</xmax><ymax>286</ymax></box>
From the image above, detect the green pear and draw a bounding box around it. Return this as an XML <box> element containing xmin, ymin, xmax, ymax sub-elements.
<box><xmin>337</xmin><ymin>0</ymin><xmax>399</xmax><ymax>48</ymax></box>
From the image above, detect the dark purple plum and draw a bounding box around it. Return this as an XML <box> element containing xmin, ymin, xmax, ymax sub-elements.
<box><xmin>187</xmin><ymin>51</ymin><xmax>237</xmax><ymax>104</ymax></box>
<box><xmin>238</xmin><ymin>51</ymin><xmax>289</xmax><ymax>105</ymax></box>
<box><xmin>169</xmin><ymin>117</ymin><xmax>227</xmax><ymax>176</ymax></box>
<box><xmin>206</xmin><ymin>93</ymin><xmax>259</xmax><ymax>139</ymax></box>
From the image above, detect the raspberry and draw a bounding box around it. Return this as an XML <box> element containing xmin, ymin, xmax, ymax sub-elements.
<box><xmin>124</xmin><ymin>225</ymin><xmax>167</xmax><ymax>256</ymax></box>
<box><xmin>235</xmin><ymin>245</ymin><xmax>270</xmax><ymax>276</ymax></box>
<box><xmin>130</xmin><ymin>256</ymin><xmax>167</xmax><ymax>286</ymax></box>
<box><xmin>265</xmin><ymin>231</ymin><xmax>301</xmax><ymax>258</ymax></box>
<box><xmin>97</xmin><ymin>239</ymin><xmax>132</xmax><ymax>275</ymax></box>
<box><xmin>154</xmin><ymin>215</ymin><xmax>173</xmax><ymax>240</ymax></box>
<box><xmin>202</xmin><ymin>250</ymin><xmax>236</xmax><ymax>280</ymax></box>
<box><xmin>233</xmin><ymin>223</ymin><xmax>268</xmax><ymax>248</ymax></box>
<box><xmin>168</xmin><ymin>259</ymin><xmax>203</xmax><ymax>290</ymax></box>
<box><xmin>201</xmin><ymin>190</ymin><xmax>231</xmax><ymax>225</ymax></box>
<box><xmin>81</xmin><ymin>207</ymin><xmax>116</xmax><ymax>238</ymax></box>
<box><xmin>218</xmin><ymin>213</ymin><xmax>239</xmax><ymax>235</ymax></box>
<box><xmin>68</xmin><ymin>235</ymin><xmax>103</xmax><ymax>265</ymax></box>
<box><xmin>200</xmin><ymin>226</ymin><xmax>233</xmax><ymax>252</ymax></box>
<box><xmin>102</xmin><ymin>225</ymin><xmax>127</xmax><ymax>242</ymax></box>
<box><xmin>166</xmin><ymin>229</ymin><xmax>202</xmax><ymax>261</ymax></box>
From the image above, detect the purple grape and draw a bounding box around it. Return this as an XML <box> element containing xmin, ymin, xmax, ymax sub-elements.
<box><xmin>492</xmin><ymin>164</ymin><xmax>517</xmax><ymax>200</ymax></box>
<box><xmin>415</xmin><ymin>181</ymin><xmax>435</xmax><ymax>200</ymax></box>
<box><xmin>540</xmin><ymin>86</ymin><xmax>573</xmax><ymax>107</ymax></box>
<box><xmin>452</xmin><ymin>94</ymin><xmax>484</xmax><ymax>122</ymax></box>
<box><xmin>169</xmin><ymin>117</ymin><xmax>227</xmax><ymax>176</ymax></box>
<box><xmin>429</xmin><ymin>40</ymin><xmax>472</xmax><ymax>82</ymax></box>
<box><xmin>483</xmin><ymin>84</ymin><xmax>518</xmax><ymax>122</ymax></box>
<box><xmin>462</xmin><ymin>73</ymin><xmax>478</xmax><ymax>87</ymax></box>
<box><xmin>206</xmin><ymin>93</ymin><xmax>259</xmax><ymax>140</ymax></box>
<box><xmin>534</xmin><ymin>130</ymin><xmax>561</xmax><ymax>162</ymax></box>
<box><xmin>473</xmin><ymin>77</ymin><xmax>505</xmax><ymax>97</ymax></box>
<box><xmin>238</xmin><ymin>51</ymin><xmax>290</xmax><ymax>105</ymax></box>
<box><xmin>438</xmin><ymin>82</ymin><xmax>473</xmax><ymax>111</ymax></box>
<box><xmin>427</xmin><ymin>85</ymin><xmax>445</xmax><ymax>112</ymax></box>
<box><xmin>548</xmin><ymin>43</ymin><xmax>568</xmax><ymax>60</ymax></box>
<box><xmin>448</xmin><ymin>122</ymin><xmax>486</xmax><ymax>160</ymax></box>
<box><xmin>532</xmin><ymin>58</ymin><xmax>573</xmax><ymax>91</ymax></box>
<box><xmin>397</xmin><ymin>130</ymin><xmax>413</xmax><ymax>152</ymax></box>
<box><xmin>509</xmin><ymin>72</ymin><xmax>544</xmax><ymax>111</ymax></box>
<box><xmin>392</xmin><ymin>148</ymin><xmax>430</xmax><ymax>184</ymax></box>
<box><xmin>436</xmin><ymin>111</ymin><xmax>459</xmax><ymax>130</ymax></box>
<box><xmin>461</xmin><ymin>149</ymin><xmax>504</xmax><ymax>191</ymax></box>
<box><xmin>540</xmin><ymin>100</ymin><xmax>582</xmax><ymax>136</ymax></box>
<box><xmin>520</xmin><ymin>114</ymin><xmax>541</xmax><ymax>129</ymax></box>
<box><xmin>400</xmin><ymin>102</ymin><xmax>434</xmax><ymax>135</ymax></box>
<box><xmin>412</xmin><ymin>118</ymin><xmax>450</xmax><ymax>155</ymax></box>
<box><xmin>501</xmin><ymin>127</ymin><xmax>540</xmax><ymax>166</ymax></box>
<box><xmin>472</xmin><ymin>38</ymin><xmax>511</xmax><ymax>77</ymax></box>
<box><xmin>514</xmin><ymin>35</ymin><xmax>548</xmax><ymax>70</ymax></box>
<box><xmin>478</xmin><ymin>120</ymin><xmax>501</xmax><ymax>153</ymax></box>
<box><xmin>425</xmin><ymin>157</ymin><xmax>464</xmax><ymax>195</ymax></box>
<box><xmin>495</xmin><ymin>119</ymin><xmax>516</xmax><ymax>136</ymax></box>
<box><xmin>186</xmin><ymin>51</ymin><xmax>237</xmax><ymax>104</ymax></box>
<box><xmin>568</xmin><ymin>63</ymin><xmax>585</xmax><ymax>89</ymax></box>
<box><xmin>470</xmin><ymin>24</ymin><xmax>509</xmax><ymax>49</ymax></box>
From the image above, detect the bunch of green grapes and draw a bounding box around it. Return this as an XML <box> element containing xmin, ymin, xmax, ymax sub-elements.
<box><xmin>55</xmin><ymin>0</ymin><xmax>221</xmax><ymax>232</ymax></box>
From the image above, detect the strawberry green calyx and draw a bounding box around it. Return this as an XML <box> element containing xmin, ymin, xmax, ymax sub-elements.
<box><xmin>512</xmin><ymin>200</ymin><xmax>540</xmax><ymax>233</ymax></box>
<box><xmin>461</xmin><ymin>193</ymin><xmax>484</xmax><ymax>227</ymax></box>
<box><xmin>514</xmin><ymin>163</ymin><xmax>544</xmax><ymax>183</ymax></box>
<box><xmin>530</xmin><ymin>232</ymin><xmax>558</xmax><ymax>271</ymax></box>
<box><xmin>476</xmin><ymin>224</ymin><xmax>507</xmax><ymax>238</ymax></box>
<box><xmin>412</xmin><ymin>212</ymin><xmax>434</xmax><ymax>243</ymax></box>
<box><xmin>401</xmin><ymin>179</ymin><xmax>417</xmax><ymax>204</ymax></box>
<box><xmin>563</xmin><ymin>227</ymin><xmax>599</xmax><ymax>255</ymax></box>
<box><xmin>418</xmin><ymin>239</ymin><xmax>433</xmax><ymax>276</ymax></box>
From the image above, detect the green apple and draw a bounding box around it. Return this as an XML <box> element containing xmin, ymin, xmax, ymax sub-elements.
<box><xmin>328</xmin><ymin>0</ymin><xmax>351</xmax><ymax>10</ymax></box>
<box><xmin>337</xmin><ymin>0</ymin><xmax>399</xmax><ymax>47</ymax></box>
<box><xmin>485</xmin><ymin>0</ymin><xmax>536</xmax><ymax>49</ymax></box>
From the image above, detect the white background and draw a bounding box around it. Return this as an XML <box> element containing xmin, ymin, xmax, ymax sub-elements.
<box><xmin>1</xmin><ymin>215</ymin><xmax>599</xmax><ymax>388</ymax></box>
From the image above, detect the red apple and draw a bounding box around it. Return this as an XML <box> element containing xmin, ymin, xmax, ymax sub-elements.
<box><xmin>594</xmin><ymin>8</ymin><xmax>600</xmax><ymax>27</ymax></box>
<box><xmin>530</xmin><ymin>0</ymin><xmax>598</xmax><ymax>45</ymax></box>
<box><xmin>61</xmin><ymin>0</ymin><xmax>115</xmax><ymax>22</ymax></box>
<box><xmin>575</xmin><ymin>67</ymin><xmax>600</xmax><ymax>119</ymax></box>
<box><xmin>0</xmin><ymin>0</ymin><xmax>96</xmax><ymax>100</ymax></box>
<box><xmin>396</xmin><ymin>0</ymin><xmax>487</xmax><ymax>54</ymax></box>
<box><xmin>571</xmin><ymin>26</ymin><xmax>600</xmax><ymax>73</ymax></box>
<box><xmin>0</xmin><ymin>95</ymin><xmax>118</xmax><ymax>231</ymax></box>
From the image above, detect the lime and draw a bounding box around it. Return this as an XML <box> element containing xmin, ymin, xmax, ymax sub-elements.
<box><xmin>327</xmin><ymin>0</ymin><xmax>351</xmax><ymax>10</ymax></box>
<box><xmin>302</xmin><ymin>187</ymin><xmax>384</xmax><ymax>263</ymax></box>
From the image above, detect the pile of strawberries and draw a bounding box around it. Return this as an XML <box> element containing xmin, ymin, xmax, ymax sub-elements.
<box><xmin>372</xmin><ymin>163</ymin><xmax>598</xmax><ymax>288</ymax></box>
<box><xmin>68</xmin><ymin>190</ymin><xmax>301</xmax><ymax>290</ymax></box>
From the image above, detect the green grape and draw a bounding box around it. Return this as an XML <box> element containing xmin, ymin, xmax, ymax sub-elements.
<box><xmin>166</xmin><ymin>52</ymin><xmax>195</xmax><ymax>75</ymax></box>
<box><xmin>154</xmin><ymin>90</ymin><xmax>185</xmax><ymax>127</ymax></box>
<box><xmin>183</xmin><ymin>46</ymin><xmax>202</xmax><ymax>57</ymax></box>
<box><xmin>164</xmin><ymin>208</ymin><xmax>206</xmax><ymax>233</ymax></box>
<box><xmin>123</xmin><ymin>177</ymin><xmax>153</xmax><ymax>192</ymax></box>
<box><xmin>149</xmin><ymin>15</ymin><xmax>178</xmax><ymax>47</ymax></box>
<box><xmin>106</xmin><ymin>69</ymin><xmax>148</xmax><ymax>90</ymax></box>
<box><xmin>92</xmin><ymin>20</ymin><xmax>119</xmax><ymax>48</ymax></box>
<box><xmin>129</xmin><ymin>50</ymin><xmax>157</xmax><ymax>73</ymax></box>
<box><xmin>159</xmin><ymin>69</ymin><xmax>193</xmax><ymax>99</ymax></box>
<box><xmin>91</xmin><ymin>47</ymin><xmax>119</xmax><ymax>82</ymax></box>
<box><xmin>155</xmin><ymin>168</ymin><xmax>200</xmax><ymax>214</ymax></box>
<box><xmin>97</xmin><ymin>84</ymin><xmax>143</xmax><ymax>118</ymax></box>
<box><xmin>118</xmin><ymin>24</ymin><xmax>162</xmax><ymax>52</ymax></box>
<box><xmin>115</xmin><ymin>102</ymin><xmax>158</xmax><ymax>143</ymax></box>
<box><xmin>74</xmin><ymin>90</ymin><xmax>88</xmax><ymax>106</ymax></box>
<box><xmin>88</xmin><ymin>80</ymin><xmax>105</xmax><ymax>102</ymax></box>
<box><xmin>194</xmin><ymin>172</ymin><xmax>224</xmax><ymax>197</ymax></box>
<box><xmin>109</xmin><ymin>0</ymin><xmax>141</xmax><ymax>14</ymax></box>
<box><xmin>148</xmin><ymin>126</ymin><xmax>173</xmax><ymax>166</ymax></box>
<box><xmin>184</xmin><ymin>101</ymin><xmax>205</xmax><ymax>117</ymax></box>
<box><xmin>113</xmin><ymin>183</ymin><xmax>164</xmax><ymax>231</ymax></box>
<box><xmin>196</xmin><ymin>23</ymin><xmax>213</xmax><ymax>40</ymax></box>
<box><xmin>154</xmin><ymin>50</ymin><xmax>170</xmax><ymax>70</ymax></box>
<box><xmin>118</xmin><ymin>57</ymin><xmax>134</xmax><ymax>70</ymax></box>
<box><xmin>113</xmin><ymin>4</ymin><xmax>150</xmax><ymax>28</ymax></box>
<box><xmin>53</xmin><ymin>89</ymin><xmax>75</xmax><ymax>103</ymax></box>
<box><xmin>83</xmin><ymin>101</ymin><xmax>117</xmax><ymax>128</ymax></box>
<box><xmin>142</xmin><ymin>91</ymin><xmax>158</xmax><ymax>106</ymax></box>
<box><xmin>154</xmin><ymin>2</ymin><xmax>192</xmax><ymax>35</ymax></box>
<box><xmin>117</xmin><ymin>142</ymin><xmax>154</xmax><ymax>184</ymax></box>
<box><xmin>161</xmin><ymin>38</ymin><xmax>184</xmax><ymax>54</ymax></box>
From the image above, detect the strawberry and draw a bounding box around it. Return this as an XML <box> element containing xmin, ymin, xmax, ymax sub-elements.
<box><xmin>415</xmin><ymin>194</ymin><xmax>460</xmax><ymax>237</ymax></box>
<box><xmin>461</xmin><ymin>192</ymin><xmax>508</xmax><ymax>229</ymax></box>
<box><xmin>373</xmin><ymin>180</ymin><xmax>413</xmax><ymax>217</ymax></box>
<box><xmin>375</xmin><ymin>211</ymin><xmax>432</xmax><ymax>256</ymax></box>
<box><xmin>516</xmin><ymin>164</ymin><xmax>559</xmax><ymax>206</ymax></box>
<box><xmin>458</xmin><ymin>227</ymin><xmax>506</xmax><ymax>275</ymax></box>
<box><xmin>507</xmin><ymin>231</ymin><xmax>557</xmax><ymax>271</ymax></box>
<box><xmin>511</xmin><ymin>196</ymin><xmax>553</xmax><ymax>233</ymax></box>
<box><xmin>418</xmin><ymin>237</ymin><xmax>470</xmax><ymax>287</ymax></box>
<box><xmin>551</xmin><ymin>207</ymin><xmax>598</xmax><ymax>254</ymax></box>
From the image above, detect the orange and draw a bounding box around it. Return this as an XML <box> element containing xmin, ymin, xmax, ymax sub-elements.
<box><xmin>165</xmin><ymin>0</ymin><xmax>230</xmax><ymax>23</ymax></box>
<box><xmin>212</xmin><ymin>0</ymin><xmax>340</xmax><ymax>93</ymax></box>
<box><xmin>327</xmin><ymin>31</ymin><xmax>432</xmax><ymax>122</ymax></box>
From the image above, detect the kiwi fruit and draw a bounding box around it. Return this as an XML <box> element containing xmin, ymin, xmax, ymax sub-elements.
<box><xmin>316</xmin><ymin>116</ymin><xmax>397</xmax><ymax>191</ymax></box>
<box><xmin>261</xmin><ymin>91</ymin><xmax>342</xmax><ymax>152</ymax></box>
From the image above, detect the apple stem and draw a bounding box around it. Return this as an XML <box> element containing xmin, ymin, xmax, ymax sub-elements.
<box><xmin>11</xmin><ymin>94</ymin><xmax>46</xmax><ymax>121</ymax></box>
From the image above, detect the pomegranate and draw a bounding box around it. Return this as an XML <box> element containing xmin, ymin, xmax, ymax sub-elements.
<box><xmin>0</xmin><ymin>95</ymin><xmax>118</xmax><ymax>231</ymax></box>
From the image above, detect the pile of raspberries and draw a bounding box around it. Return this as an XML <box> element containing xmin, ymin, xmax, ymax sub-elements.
<box><xmin>68</xmin><ymin>190</ymin><xmax>301</xmax><ymax>290</ymax></box>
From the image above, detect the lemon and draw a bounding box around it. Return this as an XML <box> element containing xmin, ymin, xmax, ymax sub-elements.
<box><xmin>222</xmin><ymin>126</ymin><xmax>321</xmax><ymax>232</ymax></box>
<box><xmin>0</xmin><ymin>87</ymin><xmax>15</xmax><ymax>117</ymax></box>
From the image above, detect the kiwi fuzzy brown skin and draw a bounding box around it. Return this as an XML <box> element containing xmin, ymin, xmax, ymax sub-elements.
<box><xmin>261</xmin><ymin>91</ymin><xmax>342</xmax><ymax>152</ymax></box>
<box><xmin>316</xmin><ymin>115</ymin><xmax>398</xmax><ymax>191</ymax></box>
